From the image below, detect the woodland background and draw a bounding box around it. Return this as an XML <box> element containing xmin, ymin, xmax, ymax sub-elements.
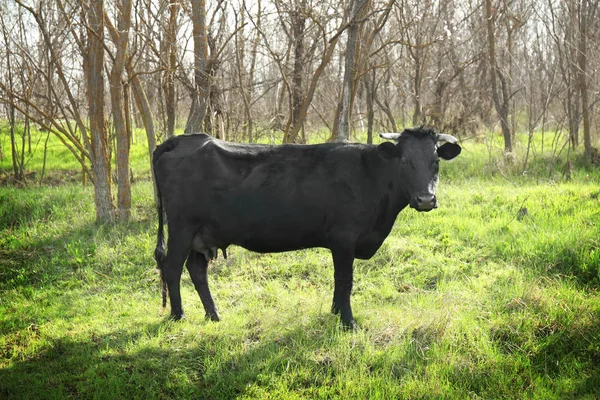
<box><xmin>0</xmin><ymin>0</ymin><xmax>599</xmax><ymax>220</ymax></box>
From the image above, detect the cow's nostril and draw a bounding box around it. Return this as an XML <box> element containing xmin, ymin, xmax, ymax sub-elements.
<box><xmin>415</xmin><ymin>193</ymin><xmax>436</xmax><ymax>211</ymax></box>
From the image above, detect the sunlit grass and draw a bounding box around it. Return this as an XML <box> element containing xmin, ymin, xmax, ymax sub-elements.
<box><xmin>0</xmin><ymin>127</ymin><xmax>154</xmax><ymax>183</ymax></box>
<box><xmin>1</xmin><ymin>174</ymin><xmax>599</xmax><ymax>398</ymax></box>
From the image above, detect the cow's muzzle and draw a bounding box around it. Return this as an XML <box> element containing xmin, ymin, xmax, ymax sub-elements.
<box><xmin>411</xmin><ymin>193</ymin><xmax>438</xmax><ymax>212</ymax></box>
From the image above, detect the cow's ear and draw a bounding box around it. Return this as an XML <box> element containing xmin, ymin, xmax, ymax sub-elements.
<box><xmin>437</xmin><ymin>142</ymin><xmax>461</xmax><ymax>160</ymax></box>
<box><xmin>378</xmin><ymin>142</ymin><xmax>399</xmax><ymax>159</ymax></box>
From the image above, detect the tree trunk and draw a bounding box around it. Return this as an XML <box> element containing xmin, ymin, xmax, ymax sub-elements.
<box><xmin>375</xmin><ymin>67</ymin><xmax>397</xmax><ymax>133</ymax></box>
<box><xmin>247</xmin><ymin>8</ymin><xmax>261</xmax><ymax>142</ymax></box>
<box><xmin>431</xmin><ymin>58</ymin><xmax>446</xmax><ymax>127</ymax></box>
<box><xmin>235</xmin><ymin>4</ymin><xmax>259</xmax><ymax>143</ymax></box>
<box><xmin>165</xmin><ymin>0</ymin><xmax>178</xmax><ymax>137</ymax></box>
<box><xmin>485</xmin><ymin>0</ymin><xmax>513</xmax><ymax>155</ymax></box>
<box><xmin>284</xmin><ymin>6</ymin><xmax>306</xmax><ymax>143</ymax></box>
<box><xmin>364</xmin><ymin>68</ymin><xmax>375</xmax><ymax>144</ymax></box>
<box><xmin>567</xmin><ymin>86</ymin><xmax>580</xmax><ymax>149</ymax></box>
<box><xmin>86</xmin><ymin>0</ymin><xmax>114</xmax><ymax>222</ymax></box>
<box><xmin>333</xmin><ymin>0</ymin><xmax>369</xmax><ymax>142</ymax></box>
<box><xmin>8</xmin><ymin>105</ymin><xmax>20</xmax><ymax>180</ymax></box>
<box><xmin>104</xmin><ymin>4</ymin><xmax>158</xmax><ymax>209</ymax></box>
<box><xmin>577</xmin><ymin>0</ymin><xmax>593</xmax><ymax>161</ymax></box>
<box><xmin>110</xmin><ymin>0</ymin><xmax>132</xmax><ymax>221</ymax></box>
<box><xmin>1</xmin><ymin>12</ymin><xmax>22</xmax><ymax>180</ymax></box>
<box><xmin>286</xmin><ymin>36</ymin><xmax>341</xmax><ymax>144</ymax></box>
<box><xmin>203</xmin><ymin>6</ymin><xmax>226</xmax><ymax>140</ymax></box>
<box><xmin>412</xmin><ymin>56</ymin><xmax>423</xmax><ymax>126</ymax></box>
<box><xmin>130</xmin><ymin>67</ymin><xmax>158</xmax><ymax>208</ymax></box>
<box><xmin>185</xmin><ymin>0</ymin><xmax>209</xmax><ymax>134</ymax></box>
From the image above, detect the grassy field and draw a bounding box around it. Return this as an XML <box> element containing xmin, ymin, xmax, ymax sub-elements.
<box><xmin>1</xmin><ymin>129</ymin><xmax>599</xmax><ymax>399</ymax></box>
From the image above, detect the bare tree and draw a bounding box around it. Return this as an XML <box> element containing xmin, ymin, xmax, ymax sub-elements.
<box><xmin>288</xmin><ymin>0</ymin><xmax>307</xmax><ymax>143</ymax></box>
<box><xmin>109</xmin><ymin>0</ymin><xmax>133</xmax><ymax>221</ymax></box>
<box><xmin>2</xmin><ymin>0</ymin><xmax>94</xmax><ymax>185</ymax></box>
<box><xmin>234</xmin><ymin>0</ymin><xmax>261</xmax><ymax>142</ymax></box>
<box><xmin>185</xmin><ymin>0</ymin><xmax>210</xmax><ymax>133</ymax></box>
<box><xmin>105</xmin><ymin>2</ymin><xmax>159</xmax><ymax>207</ymax></box>
<box><xmin>354</xmin><ymin>0</ymin><xmax>394</xmax><ymax>143</ymax></box>
<box><xmin>485</xmin><ymin>0</ymin><xmax>514</xmax><ymax>156</ymax></box>
<box><xmin>0</xmin><ymin>8</ymin><xmax>22</xmax><ymax>181</ymax></box>
<box><xmin>553</xmin><ymin>1</ymin><xmax>583</xmax><ymax>149</ymax></box>
<box><xmin>425</xmin><ymin>0</ymin><xmax>481</xmax><ymax>131</ymax></box>
<box><xmin>165</xmin><ymin>0</ymin><xmax>179</xmax><ymax>138</ymax></box>
<box><xmin>576</xmin><ymin>0</ymin><xmax>599</xmax><ymax>161</ymax></box>
<box><xmin>85</xmin><ymin>0</ymin><xmax>115</xmax><ymax>221</ymax></box>
<box><xmin>332</xmin><ymin>0</ymin><xmax>370</xmax><ymax>142</ymax></box>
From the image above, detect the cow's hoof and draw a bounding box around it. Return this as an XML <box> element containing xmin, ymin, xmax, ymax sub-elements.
<box><xmin>341</xmin><ymin>319</ymin><xmax>358</xmax><ymax>331</ymax></box>
<box><xmin>169</xmin><ymin>312</ymin><xmax>185</xmax><ymax>321</ymax></box>
<box><xmin>205</xmin><ymin>312</ymin><xmax>220</xmax><ymax>322</ymax></box>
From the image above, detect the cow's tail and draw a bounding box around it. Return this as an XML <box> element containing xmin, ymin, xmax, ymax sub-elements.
<box><xmin>153</xmin><ymin>139</ymin><xmax>177</xmax><ymax>309</ymax></box>
<box><xmin>154</xmin><ymin>187</ymin><xmax>167</xmax><ymax>308</ymax></box>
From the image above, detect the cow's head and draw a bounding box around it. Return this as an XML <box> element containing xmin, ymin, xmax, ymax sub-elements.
<box><xmin>378</xmin><ymin>127</ymin><xmax>461</xmax><ymax>212</ymax></box>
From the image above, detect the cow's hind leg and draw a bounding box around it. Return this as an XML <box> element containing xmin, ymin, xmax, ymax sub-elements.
<box><xmin>186</xmin><ymin>250</ymin><xmax>220</xmax><ymax>321</ymax></box>
<box><xmin>331</xmin><ymin>242</ymin><xmax>357</xmax><ymax>330</ymax></box>
<box><xmin>164</xmin><ymin>226</ymin><xmax>193</xmax><ymax>320</ymax></box>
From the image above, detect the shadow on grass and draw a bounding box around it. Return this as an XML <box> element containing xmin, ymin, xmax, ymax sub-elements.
<box><xmin>0</xmin><ymin>216</ymin><xmax>158</xmax><ymax>339</ymax></box>
<box><xmin>489</xmin><ymin>311</ymin><xmax>600</xmax><ymax>397</ymax></box>
<box><xmin>2</xmin><ymin>311</ymin><xmax>600</xmax><ymax>399</ymax></box>
<box><xmin>0</xmin><ymin>318</ymin><xmax>349</xmax><ymax>400</ymax></box>
<box><xmin>1</xmin><ymin>322</ymin><xmax>163</xmax><ymax>399</ymax></box>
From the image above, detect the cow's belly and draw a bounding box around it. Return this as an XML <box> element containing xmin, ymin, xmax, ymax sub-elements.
<box><xmin>233</xmin><ymin>225</ymin><xmax>326</xmax><ymax>253</ymax></box>
<box><xmin>195</xmin><ymin>187</ymin><xmax>389</xmax><ymax>257</ymax></box>
<box><xmin>207</xmin><ymin>190</ymin><xmax>329</xmax><ymax>252</ymax></box>
<box><xmin>239</xmin><ymin>240</ymin><xmax>324</xmax><ymax>253</ymax></box>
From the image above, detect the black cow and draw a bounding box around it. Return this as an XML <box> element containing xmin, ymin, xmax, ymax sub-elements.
<box><xmin>153</xmin><ymin>127</ymin><xmax>461</xmax><ymax>329</ymax></box>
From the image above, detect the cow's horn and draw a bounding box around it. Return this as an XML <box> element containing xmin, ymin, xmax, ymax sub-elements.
<box><xmin>379</xmin><ymin>132</ymin><xmax>402</xmax><ymax>141</ymax></box>
<box><xmin>437</xmin><ymin>134</ymin><xmax>459</xmax><ymax>144</ymax></box>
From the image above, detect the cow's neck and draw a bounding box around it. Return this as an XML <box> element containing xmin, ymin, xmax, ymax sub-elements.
<box><xmin>367</xmin><ymin>162</ymin><xmax>411</xmax><ymax>239</ymax></box>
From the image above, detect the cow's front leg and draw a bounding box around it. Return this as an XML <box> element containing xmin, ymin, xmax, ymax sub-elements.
<box><xmin>186</xmin><ymin>250</ymin><xmax>220</xmax><ymax>321</ymax></box>
<box><xmin>331</xmin><ymin>243</ymin><xmax>356</xmax><ymax>330</ymax></box>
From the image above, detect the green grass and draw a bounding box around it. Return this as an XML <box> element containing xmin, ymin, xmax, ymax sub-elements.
<box><xmin>1</xmin><ymin>128</ymin><xmax>600</xmax><ymax>398</ymax></box>
<box><xmin>0</xmin><ymin>127</ymin><xmax>154</xmax><ymax>184</ymax></box>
